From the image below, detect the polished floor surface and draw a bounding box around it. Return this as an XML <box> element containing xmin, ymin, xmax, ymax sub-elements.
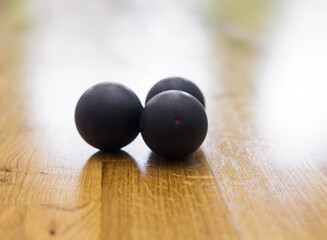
<box><xmin>0</xmin><ymin>0</ymin><xmax>327</xmax><ymax>239</ymax></box>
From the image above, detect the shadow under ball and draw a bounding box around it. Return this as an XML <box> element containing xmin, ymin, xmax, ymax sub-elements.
<box><xmin>140</xmin><ymin>90</ymin><xmax>208</xmax><ymax>159</ymax></box>
<box><xmin>145</xmin><ymin>77</ymin><xmax>205</xmax><ymax>107</ymax></box>
<box><xmin>75</xmin><ymin>82</ymin><xmax>143</xmax><ymax>152</ymax></box>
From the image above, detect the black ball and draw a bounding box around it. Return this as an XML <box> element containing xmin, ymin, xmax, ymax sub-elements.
<box><xmin>140</xmin><ymin>90</ymin><xmax>208</xmax><ymax>159</ymax></box>
<box><xmin>145</xmin><ymin>77</ymin><xmax>205</xmax><ymax>107</ymax></box>
<box><xmin>75</xmin><ymin>82</ymin><xmax>143</xmax><ymax>151</ymax></box>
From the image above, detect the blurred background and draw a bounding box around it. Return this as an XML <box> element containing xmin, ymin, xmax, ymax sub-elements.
<box><xmin>1</xmin><ymin>0</ymin><xmax>327</xmax><ymax>239</ymax></box>
<box><xmin>2</xmin><ymin>0</ymin><xmax>327</xmax><ymax>162</ymax></box>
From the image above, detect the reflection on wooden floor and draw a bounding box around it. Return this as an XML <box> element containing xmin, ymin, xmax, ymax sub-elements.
<box><xmin>0</xmin><ymin>0</ymin><xmax>327</xmax><ymax>239</ymax></box>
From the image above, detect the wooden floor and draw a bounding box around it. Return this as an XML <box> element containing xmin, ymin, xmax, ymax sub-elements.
<box><xmin>1</xmin><ymin>0</ymin><xmax>327</xmax><ymax>239</ymax></box>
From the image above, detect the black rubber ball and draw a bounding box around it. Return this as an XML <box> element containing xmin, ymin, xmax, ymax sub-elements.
<box><xmin>75</xmin><ymin>82</ymin><xmax>143</xmax><ymax>151</ymax></box>
<box><xmin>145</xmin><ymin>77</ymin><xmax>205</xmax><ymax>107</ymax></box>
<box><xmin>140</xmin><ymin>90</ymin><xmax>208</xmax><ymax>159</ymax></box>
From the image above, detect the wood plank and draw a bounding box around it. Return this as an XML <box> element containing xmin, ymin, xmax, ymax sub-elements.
<box><xmin>205</xmin><ymin>0</ymin><xmax>327</xmax><ymax>239</ymax></box>
<box><xmin>0</xmin><ymin>2</ymin><xmax>102</xmax><ymax>239</ymax></box>
<box><xmin>99</xmin><ymin>148</ymin><xmax>238</xmax><ymax>240</ymax></box>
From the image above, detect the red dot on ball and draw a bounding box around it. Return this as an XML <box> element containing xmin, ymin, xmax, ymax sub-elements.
<box><xmin>174</xmin><ymin>118</ymin><xmax>180</xmax><ymax>124</ymax></box>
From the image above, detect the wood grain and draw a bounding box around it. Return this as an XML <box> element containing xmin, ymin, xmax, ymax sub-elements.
<box><xmin>0</xmin><ymin>0</ymin><xmax>327</xmax><ymax>239</ymax></box>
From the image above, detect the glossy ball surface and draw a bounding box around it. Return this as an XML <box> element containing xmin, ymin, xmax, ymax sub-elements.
<box><xmin>145</xmin><ymin>77</ymin><xmax>205</xmax><ymax>107</ymax></box>
<box><xmin>75</xmin><ymin>82</ymin><xmax>143</xmax><ymax>151</ymax></box>
<box><xmin>141</xmin><ymin>90</ymin><xmax>208</xmax><ymax>159</ymax></box>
